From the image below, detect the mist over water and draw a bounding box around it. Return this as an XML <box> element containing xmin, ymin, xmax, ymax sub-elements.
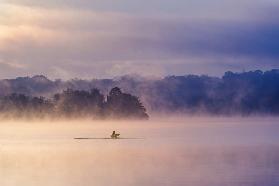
<box><xmin>0</xmin><ymin>117</ymin><xmax>279</xmax><ymax>186</ymax></box>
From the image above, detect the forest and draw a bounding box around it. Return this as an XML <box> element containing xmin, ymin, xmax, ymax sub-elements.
<box><xmin>0</xmin><ymin>69</ymin><xmax>279</xmax><ymax>116</ymax></box>
<box><xmin>0</xmin><ymin>87</ymin><xmax>149</xmax><ymax>119</ymax></box>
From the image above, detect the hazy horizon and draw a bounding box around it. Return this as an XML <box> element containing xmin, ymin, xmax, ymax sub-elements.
<box><xmin>0</xmin><ymin>68</ymin><xmax>278</xmax><ymax>81</ymax></box>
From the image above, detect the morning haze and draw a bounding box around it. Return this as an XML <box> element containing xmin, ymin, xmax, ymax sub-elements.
<box><xmin>0</xmin><ymin>0</ymin><xmax>279</xmax><ymax>185</ymax></box>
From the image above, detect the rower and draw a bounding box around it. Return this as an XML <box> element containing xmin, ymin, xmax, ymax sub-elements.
<box><xmin>111</xmin><ymin>131</ymin><xmax>120</xmax><ymax>139</ymax></box>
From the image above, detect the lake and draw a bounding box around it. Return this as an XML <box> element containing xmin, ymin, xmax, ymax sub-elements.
<box><xmin>0</xmin><ymin>117</ymin><xmax>278</xmax><ymax>186</ymax></box>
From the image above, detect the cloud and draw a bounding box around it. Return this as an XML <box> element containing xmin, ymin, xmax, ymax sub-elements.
<box><xmin>0</xmin><ymin>59</ymin><xmax>28</xmax><ymax>77</ymax></box>
<box><xmin>4</xmin><ymin>0</ymin><xmax>279</xmax><ymax>18</ymax></box>
<box><xmin>0</xmin><ymin>2</ymin><xmax>279</xmax><ymax>79</ymax></box>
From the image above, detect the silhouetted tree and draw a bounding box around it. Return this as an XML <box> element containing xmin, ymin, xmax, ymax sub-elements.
<box><xmin>53</xmin><ymin>88</ymin><xmax>105</xmax><ymax>118</ymax></box>
<box><xmin>105</xmin><ymin>87</ymin><xmax>149</xmax><ymax>119</ymax></box>
<box><xmin>0</xmin><ymin>93</ymin><xmax>53</xmax><ymax>118</ymax></box>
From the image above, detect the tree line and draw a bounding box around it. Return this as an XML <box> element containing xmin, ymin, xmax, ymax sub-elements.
<box><xmin>0</xmin><ymin>87</ymin><xmax>149</xmax><ymax>119</ymax></box>
<box><xmin>145</xmin><ymin>69</ymin><xmax>279</xmax><ymax>115</ymax></box>
<box><xmin>0</xmin><ymin>69</ymin><xmax>279</xmax><ymax>115</ymax></box>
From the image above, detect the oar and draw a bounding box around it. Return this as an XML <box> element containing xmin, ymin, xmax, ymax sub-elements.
<box><xmin>74</xmin><ymin>137</ymin><xmax>144</xmax><ymax>140</ymax></box>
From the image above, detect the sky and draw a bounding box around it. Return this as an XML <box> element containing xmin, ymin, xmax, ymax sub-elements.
<box><xmin>0</xmin><ymin>0</ymin><xmax>279</xmax><ymax>79</ymax></box>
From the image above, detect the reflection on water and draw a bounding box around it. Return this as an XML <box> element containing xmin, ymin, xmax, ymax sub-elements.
<box><xmin>0</xmin><ymin>117</ymin><xmax>279</xmax><ymax>186</ymax></box>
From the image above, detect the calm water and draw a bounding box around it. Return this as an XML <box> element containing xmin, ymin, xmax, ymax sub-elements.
<box><xmin>0</xmin><ymin>117</ymin><xmax>278</xmax><ymax>186</ymax></box>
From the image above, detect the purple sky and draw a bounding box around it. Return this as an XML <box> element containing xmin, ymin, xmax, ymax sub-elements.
<box><xmin>0</xmin><ymin>0</ymin><xmax>279</xmax><ymax>79</ymax></box>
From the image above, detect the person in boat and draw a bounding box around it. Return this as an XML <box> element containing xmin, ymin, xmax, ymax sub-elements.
<box><xmin>111</xmin><ymin>131</ymin><xmax>120</xmax><ymax>139</ymax></box>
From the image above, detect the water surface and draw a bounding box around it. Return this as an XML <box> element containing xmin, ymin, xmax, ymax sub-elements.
<box><xmin>0</xmin><ymin>117</ymin><xmax>278</xmax><ymax>186</ymax></box>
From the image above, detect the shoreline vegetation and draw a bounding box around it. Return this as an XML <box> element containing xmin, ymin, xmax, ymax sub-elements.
<box><xmin>0</xmin><ymin>69</ymin><xmax>279</xmax><ymax>117</ymax></box>
<box><xmin>0</xmin><ymin>87</ymin><xmax>149</xmax><ymax>120</ymax></box>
